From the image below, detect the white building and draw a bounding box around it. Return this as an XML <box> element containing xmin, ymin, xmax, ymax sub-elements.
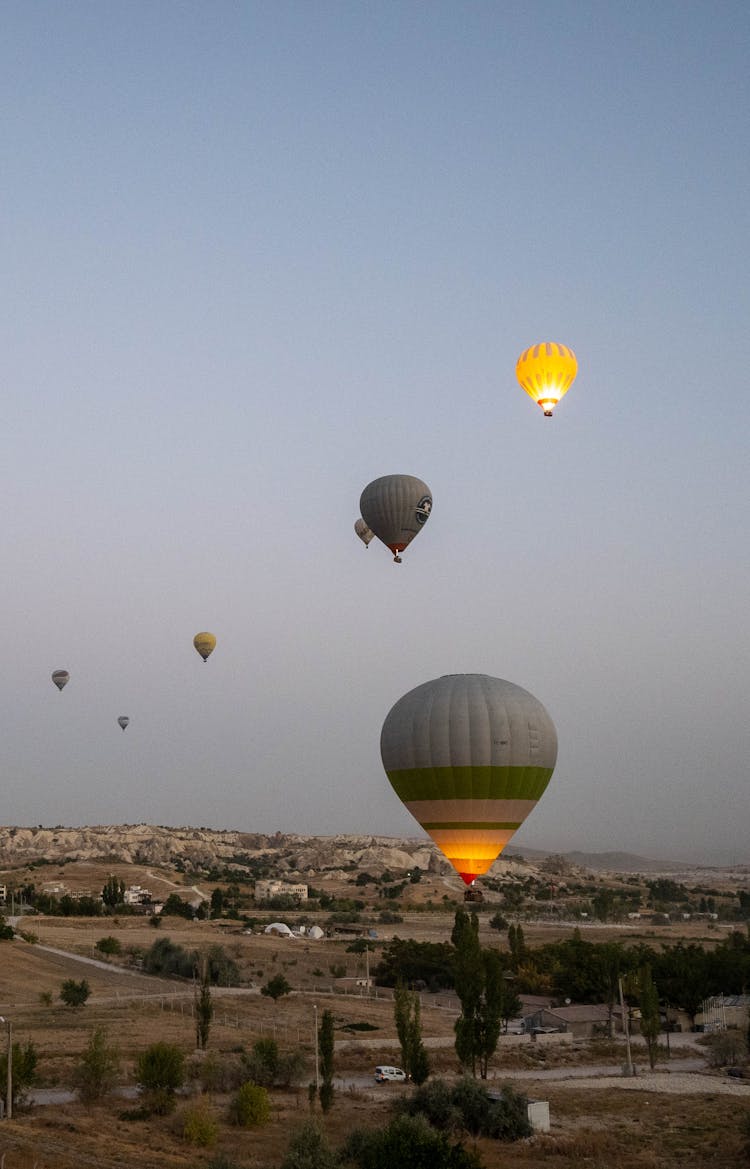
<box><xmin>254</xmin><ymin>879</ymin><xmax>308</xmax><ymax>902</ymax></box>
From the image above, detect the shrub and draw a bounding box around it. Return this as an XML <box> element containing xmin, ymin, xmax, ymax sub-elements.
<box><xmin>344</xmin><ymin>1113</ymin><xmax>483</xmax><ymax>1169</ymax></box>
<box><xmin>95</xmin><ymin>935</ymin><xmax>122</xmax><ymax>956</ymax></box>
<box><xmin>400</xmin><ymin>1077</ymin><xmax>531</xmax><ymax>1142</ymax></box>
<box><xmin>0</xmin><ymin>1041</ymin><xmax>38</xmax><ymax>1109</ymax></box>
<box><xmin>261</xmin><ymin>973</ymin><xmax>292</xmax><ymax>1002</ymax></box>
<box><xmin>136</xmin><ymin>1041</ymin><xmax>185</xmax><ymax>1113</ymax></box>
<box><xmin>396</xmin><ymin>1079</ymin><xmax>462</xmax><ymax>1132</ymax></box>
<box><xmin>280</xmin><ymin>1121</ymin><xmax>340</xmax><ymax>1169</ymax></box>
<box><xmin>190</xmin><ymin>1052</ymin><xmax>243</xmax><ymax>1094</ymax></box>
<box><xmin>60</xmin><ymin>978</ymin><xmax>91</xmax><ymax>1007</ymax></box>
<box><xmin>72</xmin><ymin>1027</ymin><xmax>121</xmax><ymax>1104</ymax></box>
<box><xmin>181</xmin><ymin>1101</ymin><xmax>218</xmax><ymax>1146</ymax></box>
<box><xmin>228</xmin><ymin>1081</ymin><xmax>270</xmax><ymax>1128</ymax></box>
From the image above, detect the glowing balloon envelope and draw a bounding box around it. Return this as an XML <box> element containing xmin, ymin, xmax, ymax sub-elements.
<box><xmin>117</xmin><ymin>716</ymin><xmax>130</xmax><ymax>731</ymax></box>
<box><xmin>354</xmin><ymin>518</ymin><xmax>374</xmax><ymax>548</ymax></box>
<box><xmin>193</xmin><ymin>632</ymin><xmax>217</xmax><ymax>662</ymax></box>
<box><xmin>51</xmin><ymin>670</ymin><xmax>70</xmax><ymax>692</ymax></box>
<box><xmin>380</xmin><ymin>673</ymin><xmax>558</xmax><ymax>885</ymax></box>
<box><xmin>516</xmin><ymin>342</ymin><xmax>577</xmax><ymax>417</ymax></box>
<box><xmin>359</xmin><ymin>475</ymin><xmax>432</xmax><ymax>563</ymax></box>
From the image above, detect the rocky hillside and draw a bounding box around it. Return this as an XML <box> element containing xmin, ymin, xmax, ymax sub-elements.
<box><xmin>0</xmin><ymin>823</ymin><xmax>447</xmax><ymax>877</ymax></box>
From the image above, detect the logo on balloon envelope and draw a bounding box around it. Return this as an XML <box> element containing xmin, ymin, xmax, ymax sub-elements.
<box><xmin>415</xmin><ymin>496</ymin><xmax>432</xmax><ymax>524</ymax></box>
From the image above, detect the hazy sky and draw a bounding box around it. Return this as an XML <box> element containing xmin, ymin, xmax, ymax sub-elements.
<box><xmin>2</xmin><ymin>2</ymin><xmax>748</xmax><ymax>865</ymax></box>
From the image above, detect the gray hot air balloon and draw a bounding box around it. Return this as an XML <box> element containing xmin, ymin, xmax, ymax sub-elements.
<box><xmin>51</xmin><ymin>670</ymin><xmax>70</xmax><ymax>692</ymax></box>
<box><xmin>354</xmin><ymin>517</ymin><xmax>374</xmax><ymax>548</ymax></box>
<box><xmin>380</xmin><ymin>674</ymin><xmax>557</xmax><ymax>886</ymax></box>
<box><xmin>117</xmin><ymin>716</ymin><xmax>130</xmax><ymax>731</ymax></box>
<box><xmin>359</xmin><ymin>474</ymin><xmax>432</xmax><ymax>563</ymax></box>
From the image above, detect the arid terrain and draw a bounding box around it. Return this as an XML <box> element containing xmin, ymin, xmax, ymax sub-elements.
<box><xmin>2</xmin><ymin>825</ymin><xmax>750</xmax><ymax>1167</ymax></box>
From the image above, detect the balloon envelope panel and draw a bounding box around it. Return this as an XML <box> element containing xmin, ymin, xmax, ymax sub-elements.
<box><xmin>380</xmin><ymin>674</ymin><xmax>557</xmax><ymax>884</ymax></box>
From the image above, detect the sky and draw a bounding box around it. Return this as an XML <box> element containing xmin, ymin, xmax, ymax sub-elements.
<box><xmin>1</xmin><ymin>1</ymin><xmax>749</xmax><ymax>865</ymax></box>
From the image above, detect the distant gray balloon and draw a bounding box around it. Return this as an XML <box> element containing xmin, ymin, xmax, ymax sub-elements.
<box><xmin>359</xmin><ymin>474</ymin><xmax>432</xmax><ymax>563</ymax></box>
<box><xmin>51</xmin><ymin>670</ymin><xmax>70</xmax><ymax>692</ymax></box>
<box><xmin>117</xmin><ymin>716</ymin><xmax>130</xmax><ymax>731</ymax></box>
<box><xmin>354</xmin><ymin>517</ymin><xmax>374</xmax><ymax>548</ymax></box>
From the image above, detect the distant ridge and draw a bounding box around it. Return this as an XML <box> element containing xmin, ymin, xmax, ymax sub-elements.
<box><xmin>0</xmin><ymin>823</ymin><xmax>703</xmax><ymax>877</ymax></box>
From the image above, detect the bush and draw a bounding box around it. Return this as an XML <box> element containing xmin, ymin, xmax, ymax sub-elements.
<box><xmin>280</xmin><ymin>1120</ymin><xmax>341</xmax><ymax>1169</ymax></box>
<box><xmin>181</xmin><ymin>1101</ymin><xmax>218</xmax><ymax>1146</ymax></box>
<box><xmin>241</xmin><ymin>1038</ymin><xmax>307</xmax><ymax>1088</ymax></box>
<box><xmin>0</xmin><ymin>1041</ymin><xmax>38</xmax><ymax>1109</ymax></box>
<box><xmin>190</xmin><ymin>1052</ymin><xmax>243</xmax><ymax>1094</ymax></box>
<box><xmin>400</xmin><ymin>1077</ymin><xmax>531</xmax><ymax>1142</ymax></box>
<box><xmin>136</xmin><ymin>1041</ymin><xmax>185</xmax><ymax>1113</ymax></box>
<box><xmin>228</xmin><ymin>1081</ymin><xmax>270</xmax><ymax>1128</ymax></box>
<box><xmin>261</xmin><ymin>974</ymin><xmax>292</xmax><ymax>1002</ymax></box>
<box><xmin>344</xmin><ymin>1113</ymin><xmax>483</xmax><ymax>1169</ymax></box>
<box><xmin>72</xmin><ymin>1027</ymin><xmax>121</xmax><ymax>1104</ymax></box>
<box><xmin>396</xmin><ymin>1079</ymin><xmax>461</xmax><ymax>1132</ymax></box>
<box><xmin>95</xmin><ymin>935</ymin><xmax>122</xmax><ymax>956</ymax></box>
<box><xmin>60</xmin><ymin>978</ymin><xmax>91</xmax><ymax>1007</ymax></box>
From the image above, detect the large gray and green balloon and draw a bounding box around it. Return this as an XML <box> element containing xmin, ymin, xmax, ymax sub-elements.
<box><xmin>359</xmin><ymin>474</ymin><xmax>432</xmax><ymax>563</ymax></box>
<box><xmin>380</xmin><ymin>674</ymin><xmax>557</xmax><ymax>885</ymax></box>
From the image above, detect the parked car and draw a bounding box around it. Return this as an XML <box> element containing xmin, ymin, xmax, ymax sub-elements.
<box><xmin>374</xmin><ymin>1065</ymin><xmax>407</xmax><ymax>1083</ymax></box>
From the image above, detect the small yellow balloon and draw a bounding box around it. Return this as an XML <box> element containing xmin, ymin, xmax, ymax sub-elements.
<box><xmin>516</xmin><ymin>342</ymin><xmax>577</xmax><ymax>417</ymax></box>
<box><xmin>193</xmin><ymin>632</ymin><xmax>217</xmax><ymax>662</ymax></box>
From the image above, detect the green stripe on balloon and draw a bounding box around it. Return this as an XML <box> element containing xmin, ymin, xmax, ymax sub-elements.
<box><xmin>386</xmin><ymin>765</ymin><xmax>553</xmax><ymax>802</ymax></box>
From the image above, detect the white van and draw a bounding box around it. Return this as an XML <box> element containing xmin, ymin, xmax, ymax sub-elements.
<box><xmin>374</xmin><ymin>1066</ymin><xmax>407</xmax><ymax>1083</ymax></box>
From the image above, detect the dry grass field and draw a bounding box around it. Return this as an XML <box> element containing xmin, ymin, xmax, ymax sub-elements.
<box><xmin>1</xmin><ymin>882</ymin><xmax>749</xmax><ymax>1167</ymax></box>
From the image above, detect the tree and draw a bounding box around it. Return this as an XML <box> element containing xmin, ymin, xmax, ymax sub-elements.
<box><xmin>394</xmin><ymin>983</ymin><xmax>430</xmax><ymax>1084</ymax></box>
<box><xmin>101</xmin><ymin>874</ymin><xmax>125</xmax><ymax>909</ymax></box>
<box><xmin>318</xmin><ymin>1008</ymin><xmax>335</xmax><ymax>1113</ymax></box>
<box><xmin>638</xmin><ymin>965</ymin><xmax>661</xmax><ymax>1069</ymax></box>
<box><xmin>507</xmin><ymin>924</ymin><xmax>526</xmax><ymax>968</ymax></box>
<box><xmin>452</xmin><ymin>911</ymin><xmax>507</xmax><ymax>1079</ymax></box>
<box><xmin>195</xmin><ymin>960</ymin><xmax>213</xmax><ymax>1050</ymax></box>
<box><xmin>242</xmin><ymin>1038</ymin><xmax>280</xmax><ymax>1087</ymax></box>
<box><xmin>162</xmin><ymin>893</ymin><xmax>194</xmax><ymax>919</ymax></box>
<box><xmin>60</xmin><ymin>978</ymin><xmax>91</xmax><ymax>1007</ymax></box>
<box><xmin>228</xmin><ymin>1082</ymin><xmax>270</xmax><ymax>1127</ymax></box>
<box><xmin>72</xmin><ymin>1027</ymin><xmax>120</xmax><ymax>1103</ymax></box>
<box><xmin>261</xmin><ymin>973</ymin><xmax>292</xmax><ymax>1003</ymax></box>
<box><xmin>0</xmin><ymin>1041</ymin><xmax>37</xmax><ymax>1109</ymax></box>
<box><xmin>242</xmin><ymin>1037</ymin><xmax>307</xmax><ymax>1088</ymax></box>
<box><xmin>452</xmin><ymin>911</ymin><xmax>483</xmax><ymax>1077</ymax></box>
<box><xmin>136</xmin><ymin>1041</ymin><xmax>185</xmax><ymax>1114</ymax></box>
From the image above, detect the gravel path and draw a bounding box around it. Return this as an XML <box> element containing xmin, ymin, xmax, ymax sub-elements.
<box><xmin>525</xmin><ymin>1069</ymin><xmax>750</xmax><ymax>1096</ymax></box>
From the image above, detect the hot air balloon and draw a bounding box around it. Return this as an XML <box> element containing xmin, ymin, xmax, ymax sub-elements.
<box><xmin>51</xmin><ymin>670</ymin><xmax>70</xmax><ymax>692</ymax></box>
<box><xmin>516</xmin><ymin>342</ymin><xmax>577</xmax><ymax>417</ymax></box>
<box><xmin>117</xmin><ymin>716</ymin><xmax>130</xmax><ymax>731</ymax></box>
<box><xmin>193</xmin><ymin>632</ymin><xmax>216</xmax><ymax>662</ymax></box>
<box><xmin>359</xmin><ymin>475</ymin><xmax>432</xmax><ymax>563</ymax></box>
<box><xmin>354</xmin><ymin>518</ymin><xmax>374</xmax><ymax>549</ymax></box>
<box><xmin>380</xmin><ymin>674</ymin><xmax>557</xmax><ymax>886</ymax></box>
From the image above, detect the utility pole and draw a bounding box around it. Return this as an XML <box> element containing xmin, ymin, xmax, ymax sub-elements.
<box><xmin>313</xmin><ymin>1004</ymin><xmax>320</xmax><ymax>1092</ymax></box>
<box><xmin>618</xmin><ymin>978</ymin><xmax>634</xmax><ymax>1077</ymax></box>
<box><xmin>0</xmin><ymin>1018</ymin><xmax>11</xmax><ymax>1120</ymax></box>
